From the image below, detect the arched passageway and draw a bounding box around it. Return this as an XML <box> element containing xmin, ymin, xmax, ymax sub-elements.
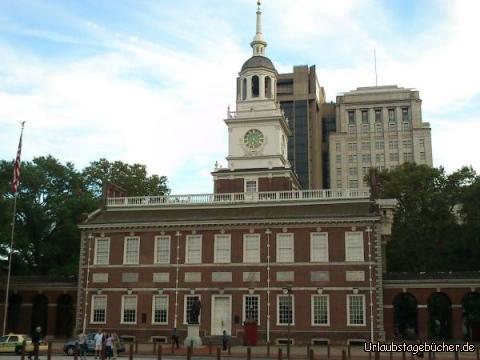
<box><xmin>462</xmin><ymin>292</ymin><xmax>480</xmax><ymax>341</ymax></box>
<box><xmin>393</xmin><ymin>292</ymin><xmax>418</xmax><ymax>339</ymax></box>
<box><xmin>31</xmin><ymin>294</ymin><xmax>48</xmax><ymax>336</ymax></box>
<box><xmin>428</xmin><ymin>292</ymin><xmax>452</xmax><ymax>339</ymax></box>
<box><xmin>7</xmin><ymin>294</ymin><xmax>23</xmax><ymax>333</ymax></box>
<box><xmin>55</xmin><ymin>294</ymin><xmax>74</xmax><ymax>338</ymax></box>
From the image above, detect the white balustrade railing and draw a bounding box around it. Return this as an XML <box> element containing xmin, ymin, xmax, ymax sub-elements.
<box><xmin>106</xmin><ymin>189</ymin><xmax>370</xmax><ymax>208</ymax></box>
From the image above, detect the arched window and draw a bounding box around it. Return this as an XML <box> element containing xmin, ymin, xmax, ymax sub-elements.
<box><xmin>428</xmin><ymin>292</ymin><xmax>452</xmax><ymax>340</ymax></box>
<box><xmin>242</xmin><ymin>78</ymin><xmax>247</xmax><ymax>100</ymax></box>
<box><xmin>252</xmin><ymin>76</ymin><xmax>259</xmax><ymax>97</ymax></box>
<box><xmin>393</xmin><ymin>292</ymin><xmax>418</xmax><ymax>339</ymax></box>
<box><xmin>265</xmin><ymin>76</ymin><xmax>272</xmax><ymax>98</ymax></box>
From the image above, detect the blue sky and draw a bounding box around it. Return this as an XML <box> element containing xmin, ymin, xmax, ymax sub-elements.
<box><xmin>1</xmin><ymin>0</ymin><xmax>479</xmax><ymax>194</ymax></box>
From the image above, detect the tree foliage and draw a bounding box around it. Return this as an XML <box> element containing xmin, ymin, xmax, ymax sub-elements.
<box><xmin>379</xmin><ymin>163</ymin><xmax>480</xmax><ymax>272</ymax></box>
<box><xmin>0</xmin><ymin>156</ymin><xmax>169</xmax><ymax>276</ymax></box>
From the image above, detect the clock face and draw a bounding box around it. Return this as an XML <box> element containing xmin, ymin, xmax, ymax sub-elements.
<box><xmin>244</xmin><ymin>129</ymin><xmax>264</xmax><ymax>150</ymax></box>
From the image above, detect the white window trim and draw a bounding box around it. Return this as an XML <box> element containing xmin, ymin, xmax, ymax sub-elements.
<box><xmin>154</xmin><ymin>235</ymin><xmax>171</xmax><ymax>264</ymax></box>
<box><xmin>345</xmin><ymin>231</ymin><xmax>364</xmax><ymax>262</ymax></box>
<box><xmin>243</xmin><ymin>234</ymin><xmax>260</xmax><ymax>263</ymax></box>
<box><xmin>276</xmin><ymin>233</ymin><xmax>294</xmax><ymax>263</ymax></box>
<box><xmin>347</xmin><ymin>294</ymin><xmax>366</xmax><ymax>326</ymax></box>
<box><xmin>90</xmin><ymin>294</ymin><xmax>107</xmax><ymax>324</ymax></box>
<box><xmin>123</xmin><ymin>236</ymin><xmax>140</xmax><ymax>265</ymax></box>
<box><xmin>311</xmin><ymin>294</ymin><xmax>330</xmax><ymax>326</ymax></box>
<box><xmin>183</xmin><ymin>294</ymin><xmax>201</xmax><ymax>325</ymax></box>
<box><xmin>242</xmin><ymin>294</ymin><xmax>260</xmax><ymax>325</ymax></box>
<box><xmin>244</xmin><ymin>178</ymin><xmax>258</xmax><ymax>193</ymax></box>
<box><xmin>151</xmin><ymin>295</ymin><xmax>169</xmax><ymax>325</ymax></box>
<box><xmin>94</xmin><ymin>237</ymin><xmax>110</xmax><ymax>265</ymax></box>
<box><xmin>310</xmin><ymin>232</ymin><xmax>328</xmax><ymax>262</ymax></box>
<box><xmin>276</xmin><ymin>294</ymin><xmax>295</xmax><ymax>326</ymax></box>
<box><xmin>185</xmin><ymin>235</ymin><xmax>202</xmax><ymax>264</ymax></box>
<box><xmin>121</xmin><ymin>294</ymin><xmax>137</xmax><ymax>324</ymax></box>
<box><xmin>214</xmin><ymin>234</ymin><xmax>231</xmax><ymax>264</ymax></box>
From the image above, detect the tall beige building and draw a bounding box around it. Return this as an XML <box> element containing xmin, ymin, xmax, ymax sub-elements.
<box><xmin>329</xmin><ymin>85</ymin><xmax>433</xmax><ymax>189</ymax></box>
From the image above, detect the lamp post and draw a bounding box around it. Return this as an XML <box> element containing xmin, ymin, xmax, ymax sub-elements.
<box><xmin>82</xmin><ymin>233</ymin><xmax>93</xmax><ymax>334</ymax></box>
<box><xmin>282</xmin><ymin>286</ymin><xmax>292</xmax><ymax>360</ymax></box>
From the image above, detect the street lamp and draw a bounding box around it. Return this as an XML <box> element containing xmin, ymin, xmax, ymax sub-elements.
<box><xmin>82</xmin><ymin>233</ymin><xmax>94</xmax><ymax>334</ymax></box>
<box><xmin>282</xmin><ymin>286</ymin><xmax>292</xmax><ymax>360</ymax></box>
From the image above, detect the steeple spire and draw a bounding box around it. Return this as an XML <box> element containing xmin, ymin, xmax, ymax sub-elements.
<box><xmin>251</xmin><ymin>0</ymin><xmax>267</xmax><ymax>56</ymax></box>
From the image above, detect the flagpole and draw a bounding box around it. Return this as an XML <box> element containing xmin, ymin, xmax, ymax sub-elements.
<box><xmin>2</xmin><ymin>122</ymin><xmax>25</xmax><ymax>336</ymax></box>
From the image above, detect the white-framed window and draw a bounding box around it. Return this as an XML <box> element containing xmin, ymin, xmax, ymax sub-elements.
<box><xmin>310</xmin><ymin>232</ymin><xmax>328</xmax><ymax>262</ymax></box>
<box><xmin>311</xmin><ymin>295</ymin><xmax>330</xmax><ymax>326</ymax></box>
<box><xmin>348</xmin><ymin>180</ymin><xmax>358</xmax><ymax>188</ymax></box>
<box><xmin>361</xmin><ymin>141</ymin><xmax>370</xmax><ymax>151</ymax></box>
<box><xmin>121</xmin><ymin>295</ymin><xmax>137</xmax><ymax>324</ymax></box>
<box><xmin>186</xmin><ymin>235</ymin><xmax>202</xmax><ymax>264</ymax></box>
<box><xmin>419</xmin><ymin>138</ymin><xmax>425</xmax><ymax>148</ymax></box>
<box><xmin>214</xmin><ymin>234</ymin><xmax>231</xmax><ymax>263</ymax></box>
<box><xmin>245</xmin><ymin>180</ymin><xmax>257</xmax><ymax>193</ymax></box>
<box><xmin>183</xmin><ymin>295</ymin><xmax>201</xmax><ymax>324</ymax></box>
<box><xmin>277</xmin><ymin>294</ymin><xmax>294</xmax><ymax>325</ymax></box>
<box><xmin>94</xmin><ymin>238</ymin><xmax>110</xmax><ymax>265</ymax></box>
<box><xmin>243</xmin><ymin>234</ymin><xmax>260</xmax><ymax>263</ymax></box>
<box><xmin>276</xmin><ymin>233</ymin><xmax>294</xmax><ymax>263</ymax></box>
<box><xmin>375</xmin><ymin>141</ymin><xmax>384</xmax><ymax>150</ymax></box>
<box><xmin>388</xmin><ymin>108</ymin><xmax>396</xmax><ymax>123</ymax></box>
<box><xmin>389</xmin><ymin>153</ymin><xmax>399</xmax><ymax>162</ymax></box>
<box><xmin>389</xmin><ymin>140</ymin><xmax>398</xmax><ymax>149</ymax></box>
<box><xmin>375</xmin><ymin>153</ymin><xmax>384</xmax><ymax>163</ymax></box>
<box><xmin>243</xmin><ymin>295</ymin><xmax>260</xmax><ymax>324</ymax></box>
<box><xmin>154</xmin><ymin>236</ymin><xmax>171</xmax><ymax>264</ymax></box>
<box><xmin>347</xmin><ymin>294</ymin><xmax>366</xmax><ymax>326</ymax></box>
<box><xmin>123</xmin><ymin>236</ymin><xmax>140</xmax><ymax>264</ymax></box>
<box><xmin>345</xmin><ymin>232</ymin><xmax>364</xmax><ymax>261</ymax></box>
<box><xmin>348</xmin><ymin>142</ymin><xmax>357</xmax><ymax>152</ymax></box>
<box><xmin>362</xmin><ymin>154</ymin><xmax>371</xmax><ymax>164</ymax></box>
<box><xmin>348</xmin><ymin>167</ymin><xmax>357</xmax><ymax>177</ymax></box>
<box><xmin>152</xmin><ymin>295</ymin><xmax>168</xmax><ymax>325</ymax></box>
<box><xmin>404</xmin><ymin>152</ymin><xmax>413</xmax><ymax>162</ymax></box>
<box><xmin>91</xmin><ymin>295</ymin><xmax>107</xmax><ymax>324</ymax></box>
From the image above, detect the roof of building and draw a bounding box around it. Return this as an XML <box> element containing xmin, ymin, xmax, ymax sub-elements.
<box><xmin>241</xmin><ymin>56</ymin><xmax>276</xmax><ymax>72</ymax></box>
<box><xmin>81</xmin><ymin>200</ymin><xmax>376</xmax><ymax>228</ymax></box>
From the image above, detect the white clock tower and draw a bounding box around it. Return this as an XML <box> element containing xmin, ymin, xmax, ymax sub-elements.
<box><xmin>212</xmin><ymin>1</ymin><xmax>300</xmax><ymax>193</ymax></box>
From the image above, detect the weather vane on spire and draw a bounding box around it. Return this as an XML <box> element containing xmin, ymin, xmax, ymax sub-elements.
<box><xmin>257</xmin><ymin>0</ymin><xmax>261</xmax><ymax>10</ymax></box>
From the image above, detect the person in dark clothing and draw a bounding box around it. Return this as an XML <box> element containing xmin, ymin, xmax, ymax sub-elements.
<box><xmin>222</xmin><ymin>330</ymin><xmax>228</xmax><ymax>351</ymax></box>
<box><xmin>32</xmin><ymin>326</ymin><xmax>42</xmax><ymax>360</ymax></box>
<box><xmin>171</xmin><ymin>328</ymin><xmax>180</xmax><ymax>349</ymax></box>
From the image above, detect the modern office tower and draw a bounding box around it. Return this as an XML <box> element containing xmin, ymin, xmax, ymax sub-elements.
<box><xmin>329</xmin><ymin>85</ymin><xmax>433</xmax><ymax>189</ymax></box>
<box><xmin>277</xmin><ymin>65</ymin><xmax>324</xmax><ymax>189</ymax></box>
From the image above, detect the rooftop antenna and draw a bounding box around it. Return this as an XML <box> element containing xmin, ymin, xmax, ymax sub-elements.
<box><xmin>374</xmin><ymin>47</ymin><xmax>378</xmax><ymax>87</ymax></box>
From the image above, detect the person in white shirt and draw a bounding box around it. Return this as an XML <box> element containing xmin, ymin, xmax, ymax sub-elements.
<box><xmin>94</xmin><ymin>330</ymin><xmax>103</xmax><ymax>360</ymax></box>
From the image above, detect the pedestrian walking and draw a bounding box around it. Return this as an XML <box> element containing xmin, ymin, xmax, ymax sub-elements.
<box><xmin>94</xmin><ymin>330</ymin><xmax>103</xmax><ymax>360</ymax></box>
<box><xmin>111</xmin><ymin>333</ymin><xmax>118</xmax><ymax>360</ymax></box>
<box><xmin>32</xmin><ymin>326</ymin><xmax>42</xmax><ymax>360</ymax></box>
<box><xmin>171</xmin><ymin>328</ymin><xmax>180</xmax><ymax>349</ymax></box>
<box><xmin>105</xmin><ymin>333</ymin><xmax>113</xmax><ymax>360</ymax></box>
<box><xmin>222</xmin><ymin>330</ymin><xmax>229</xmax><ymax>351</ymax></box>
<box><xmin>78</xmin><ymin>332</ymin><xmax>87</xmax><ymax>360</ymax></box>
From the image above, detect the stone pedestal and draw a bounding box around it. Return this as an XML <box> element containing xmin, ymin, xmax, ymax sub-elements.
<box><xmin>184</xmin><ymin>324</ymin><xmax>203</xmax><ymax>347</ymax></box>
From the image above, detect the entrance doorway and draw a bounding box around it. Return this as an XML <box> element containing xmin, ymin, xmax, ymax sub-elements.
<box><xmin>211</xmin><ymin>296</ymin><xmax>231</xmax><ymax>335</ymax></box>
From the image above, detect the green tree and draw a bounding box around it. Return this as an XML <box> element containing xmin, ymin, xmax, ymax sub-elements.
<box><xmin>0</xmin><ymin>156</ymin><xmax>97</xmax><ymax>275</ymax></box>
<box><xmin>82</xmin><ymin>158</ymin><xmax>169</xmax><ymax>197</ymax></box>
<box><xmin>379</xmin><ymin>163</ymin><xmax>479</xmax><ymax>272</ymax></box>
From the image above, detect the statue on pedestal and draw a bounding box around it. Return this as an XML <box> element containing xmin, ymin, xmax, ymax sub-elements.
<box><xmin>188</xmin><ymin>297</ymin><xmax>201</xmax><ymax>324</ymax></box>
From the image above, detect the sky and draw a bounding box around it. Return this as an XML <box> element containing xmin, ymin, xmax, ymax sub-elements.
<box><xmin>0</xmin><ymin>0</ymin><xmax>479</xmax><ymax>194</ymax></box>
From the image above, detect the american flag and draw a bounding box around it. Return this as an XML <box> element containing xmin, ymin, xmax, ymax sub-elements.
<box><xmin>12</xmin><ymin>122</ymin><xmax>25</xmax><ymax>194</ymax></box>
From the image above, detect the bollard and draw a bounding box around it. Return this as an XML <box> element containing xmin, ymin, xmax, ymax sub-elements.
<box><xmin>217</xmin><ymin>347</ymin><xmax>221</xmax><ymax>360</ymax></box>
<box><xmin>278</xmin><ymin>348</ymin><xmax>283</xmax><ymax>360</ymax></box>
<box><xmin>454</xmin><ymin>351</ymin><xmax>459</xmax><ymax>360</ymax></box>
<box><xmin>342</xmin><ymin>349</ymin><xmax>347</xmax><ymax>360</ymax></box>
<box><xmin>135</xmin><ymin>340</ymin><xmax>138</xmax><ymax>354</ymax></box>
<box><xmin>267</xmin><ymin>342</ymin><xmax>270</xmax><ymax>357</ymax></box>
<box><xmin>157</xmin><ymin>344</ymin><xmax>162</xmax><ymax>360</ymax></box>
<box><xmin>375</xmin><ymin>351</ymin><xmax>380</xmax><ymax>360</ymax></box>
<box><xmin>171</xmin><ymin>340</ymin><xmax>175</xmax><ymax>354</ymax></box>
<box><xmin>327</xmin><ymin>343</ymin><xmax>331</xmax><ymax>359</ymax></box>
<box><xmin>228</xmin><ymin>342</ymin><xmax>232</xmax><ymax>355</ymax></box>
<box><xmin>153</xmin><ymin>340</ymin><xmax>157</xmax><ymax>354</ymax></box>
<box><xmin>187</xmin><ymin>346</ymin><xmax>192</xmax><ymax>360</ymax></box>
<box><xmin>369</xmin><ymin>350</ymin><xmax>372</xmax><ymax>360</ymax></box>
<box><xmin>307</xmin><ymin>344</ymin><xmax>311</xmax><ymax>357</ymax></box>
<box><xmin>390</xmin><ymin>350</ymin><xmax>393</xmax><ymax>360</ymax></box>
<box><xmin>428</xmin><ymin>351</ymin><xmax>432</xmax><ymax>360</ymax></box>
<box><xmin>433</xmin><ymin>352</ymin><xmax>436</xmax><ymax>360</ymax></box>
<box><xmin>47</xmin><ymin>341</ymin><xmax>52</xmax><ymax>360</ymax></box>
<box><xmin>247</xmin><ymin>347</ymin><xmax>252</xmax><ymax>360</ymax></box>
<box><xmin>129</xmin><ymin>343</ymin><xmax>133</xmax><ymax>360</ymax></box>
<box><xmin>348</xmin><ymin>344</ymin><xmax>351</xmax><ymax>359</ymax></box>
<box><xmin>476</xmin><ymin>347</ymin><xmax>479</xmax><ymax>360</ymax></box>
<box><xmin>209</xmin><ymin>341</ymin><xmax>213</xmax><ymax>355</ymax></box>
<box><xmin>309</xmin><ymin>348</ymin><xmax>314</xmax><ymax>360</ymax></box>
<box><xmin>402</xmin><ymin>351</ymin><xmax>406</xmax><ymax>360</ymax></box>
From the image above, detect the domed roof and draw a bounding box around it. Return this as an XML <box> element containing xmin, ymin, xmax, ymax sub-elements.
<box><xmin>241</xmin><ymin>56</ymin><xmax>276</xmax><ymax>72</ymax></box>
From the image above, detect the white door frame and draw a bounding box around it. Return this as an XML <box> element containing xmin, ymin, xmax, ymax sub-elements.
<box><xmin>210</xmin><ymin>294</ymin><xmax>232</xmax><ymax>336</ymax></box>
